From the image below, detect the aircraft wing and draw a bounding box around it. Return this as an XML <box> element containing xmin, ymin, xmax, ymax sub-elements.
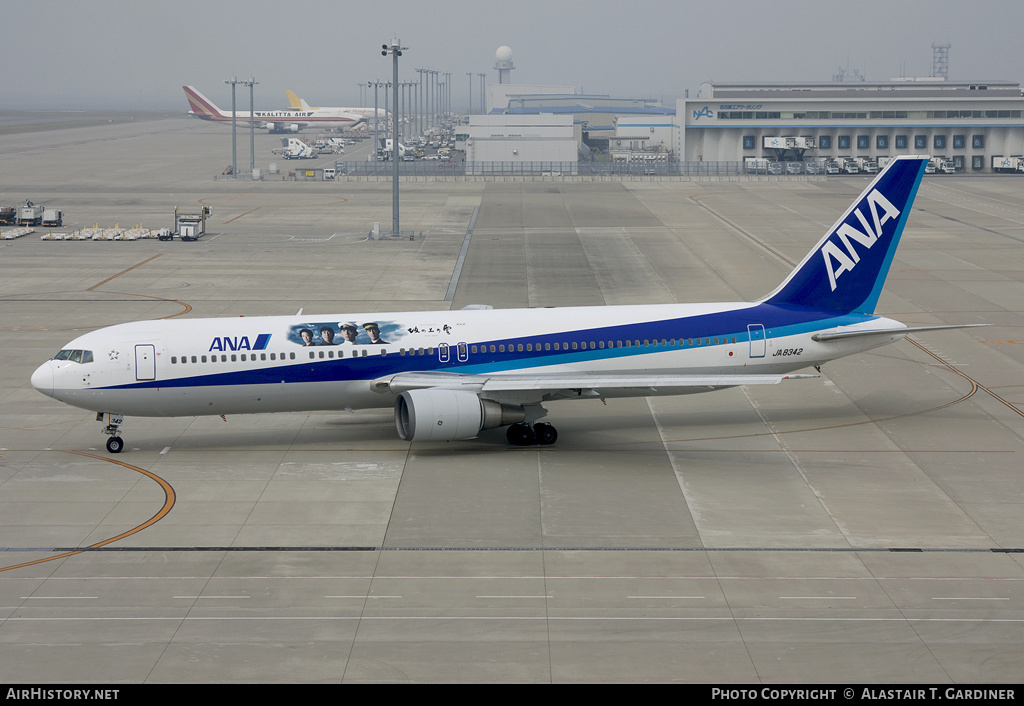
<box><xmin>373</xmin><ymin>370</ymin><xmax>815</xmax><ymax>400</ymax></box>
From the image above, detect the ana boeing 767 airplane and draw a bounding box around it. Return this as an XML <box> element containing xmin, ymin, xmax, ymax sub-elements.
<box><xmin>31</xmin><ymin>156</ymin><xmax>977</xmax><ymax>453</ymax></box>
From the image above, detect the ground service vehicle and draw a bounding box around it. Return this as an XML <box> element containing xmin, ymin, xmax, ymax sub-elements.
<box><xmin>18</xmin><ymin>201</ymin><xmax>44</xmax><ymax>226</ymax></box>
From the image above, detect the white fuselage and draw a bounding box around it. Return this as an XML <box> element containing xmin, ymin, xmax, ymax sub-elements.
<box><xmin>31</xmin><ymin>302</ymin><xmax>905</xmax><ymax>419</ymax></box>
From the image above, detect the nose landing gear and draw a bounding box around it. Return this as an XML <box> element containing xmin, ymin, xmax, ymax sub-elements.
<box><xmin>98</xmin><ymin>412</ymin><xmax>125</xmax><ymax>454</ymax></box>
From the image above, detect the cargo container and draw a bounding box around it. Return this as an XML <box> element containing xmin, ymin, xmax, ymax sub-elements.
<box><xmin>991</xmin><ymin>155</ymin><xmax>1024</xmax><ymax>172</ymax></box>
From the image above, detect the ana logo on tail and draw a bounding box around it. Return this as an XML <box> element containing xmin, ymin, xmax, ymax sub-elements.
<box><xmin>822</xmin><ymin>188</ymin><xmax>901</xmax><ymax>291</ymax></box>
<box><xmin>762</xmin><ymin>155</ymin><xmax>927</xmax><ymax>316</ymax></box>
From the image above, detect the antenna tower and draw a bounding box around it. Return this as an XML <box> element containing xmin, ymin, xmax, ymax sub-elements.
<box><xmin>931</xmin><ymin>42</ymin><xmax>950</xmax><ymax>80</ymax></box>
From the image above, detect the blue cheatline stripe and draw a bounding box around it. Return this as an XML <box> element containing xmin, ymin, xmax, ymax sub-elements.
<box><xmin>101</xmin><ymin>304</ymin><xmax>876</xmax><ymax>391</ymax></box>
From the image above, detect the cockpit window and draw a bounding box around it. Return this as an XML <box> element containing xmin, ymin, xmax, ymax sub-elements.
<box><xmin>53</xmin><ymin>349</ymin><xmax>92</xmax><ymax>364</ymax></box>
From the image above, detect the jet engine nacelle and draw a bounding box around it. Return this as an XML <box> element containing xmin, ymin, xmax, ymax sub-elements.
<box><xmin>394</xmin><ymin>389</ymin><xmax>525</xmax><ymax>442</ymax></box>
<box><xmin>265</xmin><ymin>123</ymin><xmax>299</xmax><ymax>133</ymax></box>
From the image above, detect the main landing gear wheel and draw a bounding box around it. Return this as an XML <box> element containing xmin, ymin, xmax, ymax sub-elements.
<box><xmin>507</xmin><ymin>423</ymin><xmax>536</xmax><ymax>446</ymax></box>
<box><xmin>534</xmin><ymin>423</ymin><xmax>558</xmax><ymax>445</ymax></box>
<box><xmin>506</xmin><ymin>423</ymin><xmax>558</xmax><ymax>447</ymax></box>
<box><xmin>105</xmin><ymin>436</ymin><xmax>124</xmax><ymax>454</ymax></box>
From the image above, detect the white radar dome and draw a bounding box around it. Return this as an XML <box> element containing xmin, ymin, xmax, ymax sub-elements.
<box><xmin>495</xmin><ymin>46</ymin><xmax>513</xmax><ymax>62</ymax></box>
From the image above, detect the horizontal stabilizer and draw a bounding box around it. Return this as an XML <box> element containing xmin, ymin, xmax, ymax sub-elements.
<box><xmin>812</xmin><ymin>323</ymin><xmax>988</xmax><ymax>342</ymax></box>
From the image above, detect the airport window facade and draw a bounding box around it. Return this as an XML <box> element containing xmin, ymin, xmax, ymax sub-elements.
<box><xmin>717</xmin><ymin>109</ymin><xmax>1021</xmax><ymax>121</ymax></box>
<box><xmin>681</xmin><ymin>82</ymin><xmax>1024</xmax><ymax>172</ymax></box>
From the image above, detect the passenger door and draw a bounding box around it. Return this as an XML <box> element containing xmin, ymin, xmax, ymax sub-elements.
<box><xmin>135</xmin><ymin>344</ymin><xmax>156</xmax><ymax>380</ymax></box>
<box><xmin>747</xmin><ymin>324</ymin><xmax>766</xmax><ymax>358</ymax></box>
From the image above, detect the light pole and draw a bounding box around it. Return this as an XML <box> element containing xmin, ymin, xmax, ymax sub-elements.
<box><xmin>445</xmin><ymin>72</ymin><xmax>452</xmax><ymax>119</ymax></box>
<box><xmin>478</xmin><ymin>73</ymin><xmax>486</xmax><ymax>114</ymax></box>
<box><xmin>411</xmin><ymin>80</ymin><xmax>419</xmax><ymax>139</ymax></box>
<box><xmin>225</xmin><ymin>76</ymin><xmax>240</xmax><ymax>176</ymax></box>
<box><xmin>429</xmin><ymin>70</ymin><xmax>438</xmax><ymax>131</ymax></box>
<box><xmin>369</xmin><ymin>80</ymin><xmax>381</xmax><ymax>165</ymax></box>
<box><xmin>401</xmin><ymin>81</ymin><xmax>413</xmax><ymax>144</ymax></box>
<box><xmin>404</xmin><ymin>82</ymin><xmax>416</xmax><ymax>140</ymax></box>
<box><xmin>466</xmin><ymin>72</ymin><xmax>473</xmax><ymax>115</ymax></box>
<box><xmin>416</xmin><ymin>68</ymin><xmax>425</xmax><ymax>136</ymax></box>
<box><xmin>437</xmin><ymin>72</ymin><xmax>444</xmax><ymax>124</ymax></box>
<box><xmin>424</xmin><ymin>70</ymin><xmax>431</xmax><ymax>132</ymax></box>
<box><xmin>382</xmin><ymin>40</ymin><xmax>407</xmax><ymax>238</ymax></box>
<box><xmin>242</xmin><ymin>76</ymin><xmax>258</xmax><ymax>174</ymax></box>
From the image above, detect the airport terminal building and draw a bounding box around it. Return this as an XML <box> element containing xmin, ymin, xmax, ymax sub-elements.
<box><xmin>676</xmin><ymin>80</ymin><xmax>1024</xmax><ymax>172</ymax></box>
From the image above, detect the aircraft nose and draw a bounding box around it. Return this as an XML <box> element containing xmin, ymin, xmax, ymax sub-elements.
<box><xmin>31</xmin><ymin>361</ymin><xmax>53</xmax><ymax>396</ymax></box>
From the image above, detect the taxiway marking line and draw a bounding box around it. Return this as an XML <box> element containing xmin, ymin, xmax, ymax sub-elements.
<box><xmin>87</xmin><ymin>254</ymin><xmax>163</xmax><ymax>291</ymax></box>
<box><xmin>223</xmin><ymin>207</ymin><xmax>260</xmax><ymax>224</ymax></box>
<box><xmin>0</xmin><ymin>451</ymin><xmax>176</xmax><ymax>573</ymax></box>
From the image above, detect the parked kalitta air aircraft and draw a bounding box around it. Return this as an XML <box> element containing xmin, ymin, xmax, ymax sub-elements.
<box><xmin>285</xmin><ymin>90</ymin><xmax>388</xmax><ymax>123</ymax></box>
<box><xmin>183</xmin><ymin>86</ymin><xmax>365</xmax><ymax>133</ymax></box>
<box><xmin>31</xmin><ymin>156</ymin><xmax>980</xmax><ymax>453</ymax></box>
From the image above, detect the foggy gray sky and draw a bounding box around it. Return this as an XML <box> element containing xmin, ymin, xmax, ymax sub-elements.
<box><xmin>5</xmin><ymin>0</ymin><xmax>1023</xmax><ymax>111</ymax></box>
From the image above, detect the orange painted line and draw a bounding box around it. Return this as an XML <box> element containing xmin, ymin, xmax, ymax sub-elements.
<box><xmin>0</xmin><ymin>451</ymin><xmax>176</xmax><ymax>573</ymax></box>
<box><xmin>87</xmin><ymin>254</ymin><xmax>163</xmax><ymax>291</ymax></box>
<box><xmin>223</xmin><ymin>207</ymin><xmax>260</xmax><ymax>224</ymax></box>
<box><xmin>99</xmin><ymin>290</ymin><xmax>192</xmax><ymax>319</ymax></box>
<box><xmin>906</xmin><ymin>338</ymin><xmax>1024</xmax><ymax>419</ymax></box>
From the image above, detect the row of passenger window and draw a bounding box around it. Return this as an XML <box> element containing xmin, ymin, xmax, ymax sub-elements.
<box><xmin>309</xmin><ymin>348</ymin><xmax>397</xmax><ymax>359</ymax></box>
<box><xmin>171</xmin><ymin>336</ymin><xmax>741</xmax><ymax>365</ymax></box>
<box><xmin>304</xmin><ymin>337</ymin><xmax>740</xmax><ymax>359</ymax></box>
<box><xmin>170</xmin><ymin>352</ymin><xmax>297</xmax><ymax>364</ymax></box>
<box><xmin>469</xmin><ymin>337</ymin><xmax>738</xmax><ymax>353</ymax></box>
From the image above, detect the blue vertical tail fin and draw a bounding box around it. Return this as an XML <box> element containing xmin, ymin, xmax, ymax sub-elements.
<box><xmin>762</xmin><ymin>155</ymin><xmax>929</xmax><ymax>315</ymax></box>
